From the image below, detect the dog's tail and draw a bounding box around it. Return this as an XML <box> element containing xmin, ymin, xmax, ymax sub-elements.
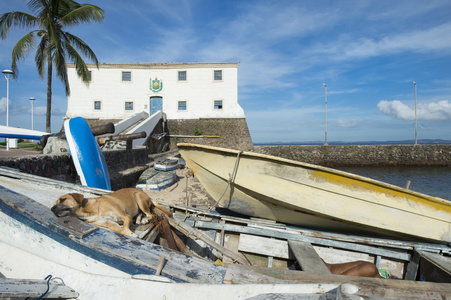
<box><xmin>151</xmin><ymin>199</ymin><xmax>173</xmax><ymax>217</ymax></box>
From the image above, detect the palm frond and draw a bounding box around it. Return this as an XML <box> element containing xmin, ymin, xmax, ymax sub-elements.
<box><xmin>0</xmin><ymin>11</ymin><xmax>37</xmax><ymax>39</ymax></box>
<box><xmin>53</xmin><ymin>44</ymin><xmax>70</xmax><ymax>95</ymax></box>
<box><xmin>11</xmin><ymin>31</ymin><xmax>38</xmax><ymax>77</ymax></box>
<box><xmin>35</xmin><ymin>35</ymin><xmax>49</xmax><ymax>79</ymax></box>
<box><xmin>65</xmin><ymin>42</ymin><xmax>90</xmax><ymax>84</ymax></box>
<box><xmin>64</xmin><ymin>32</ymin><xmax>99</xmax><ymax>66</ymax></box>
<box><xmin>61</xmin><ymin>4</ymin><xmax>105</xmax><ymax>26</ymax></box>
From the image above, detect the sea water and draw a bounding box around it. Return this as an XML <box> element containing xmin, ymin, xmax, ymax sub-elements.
<box><xmin>336</xmin><ymin>166</ymin><xmax>451</xmax><ymax>201</ymax></box>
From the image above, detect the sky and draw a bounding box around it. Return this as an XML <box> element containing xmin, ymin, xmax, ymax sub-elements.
<box><xmin>0</xmin><ymin>0</ymin><xmax>450</xmax><ymax>144</ymax></box>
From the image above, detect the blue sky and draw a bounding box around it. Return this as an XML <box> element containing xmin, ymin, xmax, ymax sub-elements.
<box><xmin>1</xmin><ymin>0</ymin><xmax>450</xmax><ymax>143</ymax></box>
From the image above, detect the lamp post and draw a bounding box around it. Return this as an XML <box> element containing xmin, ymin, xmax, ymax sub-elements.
<box><xmin>413</xmin><ymin>80</ymin><xmax>417</xmax><ymax>145</ymax></box>
<box><xmin>2</xmin><ymin>69</ymin><xmax>14</xmax><ymax>151</ymax></box>
<box><xmin>29</xmin><ymin>97</ymin><xmax>36</xmax><ymax>130</ymax></box>
<box><xmin>323</xmin><ymin>83</ymin><xmax>328</xmax><ymax>145</ymax></box>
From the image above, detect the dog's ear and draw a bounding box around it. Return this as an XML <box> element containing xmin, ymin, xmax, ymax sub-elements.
<box><xmin>69</xmin><ymin>193</ymin><xmax>85</xmax><ymax>205</ymax></box>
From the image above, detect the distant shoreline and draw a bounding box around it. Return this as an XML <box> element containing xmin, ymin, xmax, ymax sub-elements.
<box><xmin>254</xmin><ymin>139</ymin><xmax>451</xmax><ymax>146</ymax></box>
<box><xmin>253</xmin><ymin>144</ymin><xmax>451</xmax><ymax>167</ymax></box>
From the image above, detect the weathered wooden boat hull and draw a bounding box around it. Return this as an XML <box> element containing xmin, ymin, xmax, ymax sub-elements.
<box><xmin>0</xmin><ymin>168</ymin><xmax>450</xmax><ymax>298</ymax></box>
<box><xmin>0</xmin><ymin>209</ymin><xmax>342</xmax><ymax>299</ymax></box>
<box><xmin>177</xmin><ymin>143</ymin><xmax>451</xmax><ymax>243</ymax></box>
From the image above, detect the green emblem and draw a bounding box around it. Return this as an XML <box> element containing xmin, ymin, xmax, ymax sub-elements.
<box><xmin>150</xmin><ymin>77</ymin><xmax>163</xmax><ymax>92</ymax></box>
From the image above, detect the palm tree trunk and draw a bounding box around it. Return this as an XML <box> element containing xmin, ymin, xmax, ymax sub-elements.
<box><xmin>46</xmin><ymin>58</ymin><xmax>52</xmax><ymax>133</ymax></box>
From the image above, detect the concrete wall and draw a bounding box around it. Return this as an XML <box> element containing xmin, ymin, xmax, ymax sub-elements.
<box><xmin>66</xmin><ymin>62</ymin><xmax>245</xmax><ymax>120</ymax></box>
<box><xmin>254</xmin><ymin>145</ymin><xmax>451</xmax><ymax>167</ymax></box>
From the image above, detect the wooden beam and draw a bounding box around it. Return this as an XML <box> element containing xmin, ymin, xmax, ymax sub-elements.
<box><xmin>157</xmin><ymin>208</ymin><xmax>250</xmax><ymax>265</ymax></box>
<box><xmin>238</xmin><ymin>234</ymin><xmax>294</xmax><ymax>259</ymax></box>
<box><xmin>288</xmin><ymin>240</ymin><xmax>331</xmax><ymax>274</ymax></box>
<box><xmin>405</xmin><ymin>250</ymin><xmax>421</xmax><ymax>281</ymax></box>
<box><xmin>194</xmin><ymin>220</ymin><xmax>411</xmax><ymax>261</ymax></box>
<box><xmin>0</xmin><ymin>279</ymin><xmax>79</xmax><ymax>299</ymax></box>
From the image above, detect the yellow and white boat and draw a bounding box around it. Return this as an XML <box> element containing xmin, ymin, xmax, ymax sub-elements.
<box><xmin>178</xmin><ymin>143</ymin><xmax>451</xmax><ymax>243</ymax></box>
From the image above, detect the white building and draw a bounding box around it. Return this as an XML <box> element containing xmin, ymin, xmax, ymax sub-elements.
<box><xmin>65</xmin><ymin>62</ymin><xmax>246</xmax><ymax>120</ymax></box>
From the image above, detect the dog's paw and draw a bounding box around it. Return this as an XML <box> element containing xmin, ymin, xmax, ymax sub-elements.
<box><xmin>125</xmin><ymin>231</ymin><xmax>138</xmax><ymax>238</ymax></box>
<box><xmin>135</xmin><ymin>214</ymin><xmax>142</xmax><ymax>224</ymax></box>
<box><xmin>139</xmin><ymin>218</ymin><xmax>149</xmax><ymax>225</ymax></box>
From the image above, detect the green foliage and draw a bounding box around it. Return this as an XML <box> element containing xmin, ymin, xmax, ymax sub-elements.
<box><xmin>0</xmin><ymin>0</ymin><xmax>105</xmax><ymax>132</ymax></box>
<box><xmin>194</xmin><ymin>129</ymin><xmax>204</xmax><ymax>136</ymax></box>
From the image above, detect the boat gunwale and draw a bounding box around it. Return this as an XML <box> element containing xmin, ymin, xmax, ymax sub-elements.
<box><xmin>177</xmin><ymin>143</ymin><xmax>451</xmax><ymax>205</ymax></box>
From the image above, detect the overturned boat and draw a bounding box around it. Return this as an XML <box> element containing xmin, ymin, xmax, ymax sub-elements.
<box><xmin>177</xmin><ymin>143</ymin><xmax>451</xmax><ymax>243</ymax></box>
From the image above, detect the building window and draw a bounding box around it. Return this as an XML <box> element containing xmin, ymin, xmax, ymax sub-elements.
<box><xmin>122</xmin><ymin>71</ymin><xmax>131</xmax><ymax>81</ymax></box>
<box><xmin>87</xmin><ymin>71</ymin><xmax>92</xmax><ymax>82</ymax></box>
<box><xmin>125</xmin><ymin>101</ymin><xmax>134</xmax><ymax>111</ymax></box>
<box><xmin>94</xmin><ymin>100</ymin><xmax>101</xmax><ymax>110</ymax></box>
<box><xmin>178</xmin><ymin>101</ymin><xmax>187</xmax><ymax>111</ymax></box>
<box><xmin>214</xmin><ymin>70</ymin><xmax>222</xmax><ymax>81</ymax></box>
<box><xmin>214</xmin><ymin>100</ymin><xmax>223</xmax><ymax>110</ymax></box>
<box><xmin>178</xmin><ymin>71</ymin><xmax>187</xmax><ymax>81</ymax></box>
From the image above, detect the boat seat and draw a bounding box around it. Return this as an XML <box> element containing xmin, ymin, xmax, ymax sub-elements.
<box><xmin>288</xmin><ymin>240</ymin><xmax>331</xmax><ymax>274</ymax></box>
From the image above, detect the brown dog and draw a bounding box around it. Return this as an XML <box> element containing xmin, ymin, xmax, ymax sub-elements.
<box><xmin>51</xmin><ymin>188</ymin><xmax>172</xmax><ymax>237</ymax></box>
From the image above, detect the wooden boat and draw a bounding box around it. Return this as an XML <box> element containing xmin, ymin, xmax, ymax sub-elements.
<box><xmin>136</xmin><ymin>168</ymin><xmax>177</xmax><ymax>190</ymax></box>
<box><xmin>177</xmin><ymin>143</ymin><xmax>451</xmax><ymax>244</ymax></box>
<box><xmin>0</xmin><ymin>167</ymin><xmax>450</xmax><ymax>298</ymax></box>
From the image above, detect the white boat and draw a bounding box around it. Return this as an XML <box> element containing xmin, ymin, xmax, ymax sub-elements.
<box><xmin>154</xmin><ymin>157</ymin><xmax>179</xmax><ymax>171</ymax></box>
<box><xmin>0</xmin><ymin>125</ymin><xmax>49</xmax><ymax>140</ymax></box>
<box><xmin>1</xmin><ymin>167</ymin><xmax>450</xmax><ymax>299</ymax></box>
<box><xmin>177</xmin><ymin>143</ymin><xmax>451</xmax><ymax>243</ymax></box>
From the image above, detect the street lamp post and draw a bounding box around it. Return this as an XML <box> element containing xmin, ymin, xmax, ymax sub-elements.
<box><xmin>323</xmin><ymin>83</ymin><xmax>328</xmax><ymax>145</ymax></box>
<box><xmin>413</xmin><ymin>80</ymin><xmax>417</xmax><ymax>145</ymax></box>
<box><xmin>2</xmin><ymin>69</ymin><xmax>14</xmax><ymax>151</ymax></box>
<box><xmin>29</xmin><ymin>97</ymin><xmax>36</xmax><ymax>130</ymax></box>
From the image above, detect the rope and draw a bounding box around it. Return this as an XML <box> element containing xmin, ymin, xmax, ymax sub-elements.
<box><xmin>34</xmin><ymin>275</ymin><xmax>52</xmax><ymax>300</ymax></box>
<box><xmin>214</xmin><ymin>151</ymin><xmax>243</xmax><ymax>207</ymax></box>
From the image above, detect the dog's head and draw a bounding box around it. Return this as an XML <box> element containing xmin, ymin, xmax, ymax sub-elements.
<box><xmin>51</xmin><ymin>193</ymin><xmax>85</xmax><ymax>217</ymax></box>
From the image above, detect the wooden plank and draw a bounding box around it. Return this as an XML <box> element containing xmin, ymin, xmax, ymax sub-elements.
<box><xmin>417</xmin><ymin>250</ymin><xmax>451</xmax><ymax>275</ymax></box>
<box><xmin>160</xmin><ymin>209</ymin><xmax>250</xmax><ymax>265</ymax></box>
<box><xmin>222</xmin><ymin>233</ymin><xmax>240</xmax><ymax>264</ymax></box>
<box><xmin>171</xmin><ymin>204</ymin><xmax>451</xmax><ymax>254</ymax></box>
<box><xmin>195</xmin><ymin>221</ymin><xmax>411</xmax><ymax>261</ymax></box>
<box><xmin>238</xmin><ymin>234</ymin><xmax>294</xmax><ymax>259</ymax></box>
<box><xmin>405</xmin><ymin>250</ymin><xmax>421</xmax><ymax>280</ymax></box>
<box><xmin>225</xmin><ymin>264</ymin><xmax>451</xmax><ymax>299</ymax></box>
<box><xmin>0</xmin><ymin>279</ymin><xmax>79</xmax><ymax>298</ymax></box>
<box><xmin>288</xmin><ymin>240</ymin><xmax>330</xmax><ymax>274</ymax></box>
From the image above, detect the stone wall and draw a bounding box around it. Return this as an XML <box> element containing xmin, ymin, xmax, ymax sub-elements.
<box><xmin>167</xmin><ymin>118</ymin><xmax>253</xmax><ymax>151</ymax></box>
<box><xmin>254</xmin><ymin>145</ymin><xmax>451</xmax><ymax>167</ymax></box>
<box><xmin>0</xmin><ymin>148</ymin><xmax>152</xmax><ymax>190</ymax></box>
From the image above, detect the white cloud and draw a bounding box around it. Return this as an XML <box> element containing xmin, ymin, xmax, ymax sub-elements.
<box><xmin>377</xmin><ymin>100</ymin><xmax>451</xmax><ymax>121</ymax></box>
<box><xmin>312</xmin><ymin>21</ymin><xmax>451</xmax><ymax>61</ymax></box>
<box><xmin>337</xmin><ymin>119</ymin><xmax>357</xmax><ymax>128</ymax></box>
<box><xmin>0</xmin><ymin>97</ymin><xmax>7</xmax><ymax>113</ymax></box>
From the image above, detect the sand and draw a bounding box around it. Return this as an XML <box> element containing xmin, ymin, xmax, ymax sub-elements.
<box><xmin>142</xmin><ymin>167</ymin><xmax>215</xmax><ymax>210</ymax></box>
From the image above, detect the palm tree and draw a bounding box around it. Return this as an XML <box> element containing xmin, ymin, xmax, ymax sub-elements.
<box><xmin>0</xmin><ymin>0</ymin><xmax>104</xmax><ymax>133</ymax></box>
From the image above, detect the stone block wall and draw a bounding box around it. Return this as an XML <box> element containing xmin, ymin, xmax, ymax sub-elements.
<box><xmin>0</xmin><ymin>148</ymin><xmax>152</xmax><ymax>190</ymax></box>
<box><xmin>254</xmin><ymin>145</ymin><xmax>451</xmax><ymax>167</ymax></box>
<box><xmin>168</xmin><ymin>118</ymin><xmax>253</xmax><ymax>151</ymax></box>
